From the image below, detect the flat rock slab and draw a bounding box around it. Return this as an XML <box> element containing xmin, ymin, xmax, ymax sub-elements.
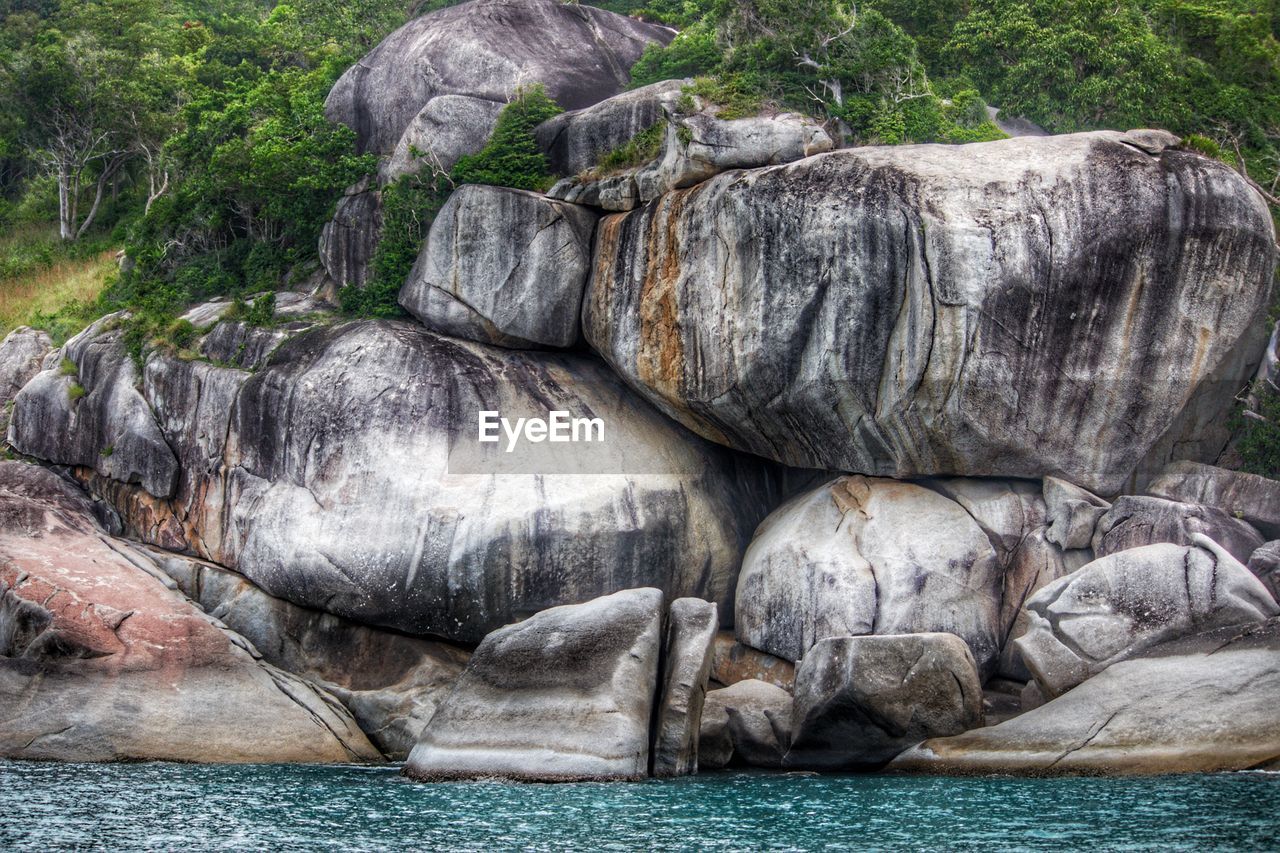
<box><xmin>404</xmin><ymin>588</ymin><xmax>663</xmax><ymax>782</ymax></box>
<box><xmin>890</xmin><ymin>619</ymin><xmax>1280</xmax><ymax>775</ymax></box>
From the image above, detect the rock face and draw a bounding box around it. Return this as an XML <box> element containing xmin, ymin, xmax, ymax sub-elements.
<box><xmin>399</xmin><ymin>185</ymin><xmax>598</xmax><ymax>348</ymax></box>
<box><xmin>384</xmin><ymin>95</ymin><xmax>506</xmax><ymax>183</ymax></box>
<box><xmin>0</xmin><ymin>461</ymin><xmax>381</xmax><ymax>764</ymax></box>
<box><xmin>651</xmin><ymin>598</ymin><xmax>717</xmax><ymax>777</ymax></box>
<box><xmin>891</xmin><ymin>618</ymin><xmax>1280</xmax><ymax>775</ymax></box>
<box><xmin>403</xmin><ymin>588</ymin><xmax>663</xmax><ymax>782</ymax></box>
<box><xmin>0</xmin><ymin>326</ymin><xmax>52</xmax><ymax>434</ymax></box>
<box><xmin>12</xmin><ymin>319</ymin><xmax>773</xmax><ymax>643</ymax></box>
<box><xmin>9</xmin><ymin>315</ymin><xmax>179</xmax><ymax>498</ymax></box>
<box><xmin>698</xmin><ymin>679</ymin><xmax>794</xmax><ymax>769</ymax></box>
<box><xmin>1043</xmin><ymin>476</ymin><xmax>1109</xmax><ymax>550</ymax></box>
<box><xmin>537</xmin><ymin>79</ymin><xmax>688</xmax><ymax>177</ymax></box>
<box><xmin>1016</xmin><ymin>536</ymin><xmax>1279</xmax><ymax>697</ymax></box>
<box><xmin>1092</xmin><ymin>495</ymin><xmax>1264</xmax><ymax>564</ymax></box>
<box><xmin>786</xmin><ymin>634</ymin><xmax>984</xmax><ymax>769</ymax></box>
<box><xmin>325</xmin><ymin>0</ymin><xmax>673</xmax><ymax>156</ymax></box>
<box><xmin>318</xmin><ymin>181</ymin><xmax>382</xmax><ymax>291</ymax></box>
<box><xmin>148</xmin><ymin>549</ymin><xmax>468</xmax><ymax>759</ymax></box>
<box><xmin>735</xmin><ymin>475</ymin><xmax>1004</xmax><ymax>675</ymax></box>
<box><xmin>1145</xmin><ymin>461</ymin><xmax>1280</xmax><ymax>539</ymax></box>
<box><xmin>584</xmin><ymin>131</ymin><xmax>1277</xmax><ymax>494</ymax></box>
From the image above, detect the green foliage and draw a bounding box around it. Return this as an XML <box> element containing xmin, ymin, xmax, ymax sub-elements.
<box><xmin>684</xmin><ymin>74</ymin><xmax>765</xmax><ymax>119</ymax></box>
<box><xmin>100</xmin><ymin>444</ymin><xmax>114</xmax><ymax>457</ymax></box>
<box><xmin>345</xmin><ymin>175</ymin><xmax>449</xmax><ymax>319</ymax></box>
<box><xmin>451</xmin><ymin>87</ymin><xmax>564</xmax><ymax>191</ymax></box>
<box><xmin>59</xmin><ymin>357</ymin><xmax>76</xmax><ymax>376</ymax></box>
<box><xmin>66</xmin><ymin>382</ymin><xmax>85</xmax><ymax>402</ymax></box>
<box><xmin>592</xmin><ymin>121</ymin><xmax>669</xmax><ymax>175</ymax></box>
<box><xmin>227</xmin><ymin>292</ymin><xmax>276</xmax><ymax>327</ymax></box>
<box><xmin>1232</xmin><ymin>378</ymin><xmax>1280</xmax><ymax>480</ymax></box>
<box><xmin>628</xmin><ymin>20</ymin><xmax>722</xmax><ymax>88</ymax></box>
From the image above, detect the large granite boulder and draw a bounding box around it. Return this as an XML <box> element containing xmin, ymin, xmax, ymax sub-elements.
<box><xmin>146</xmin><ymin>548</ymin><xmax>469</xmax><ymax>759</ymax></box>
<box><xmin>0</xmin><ymin>461</ymin><xmax>380</xmax><ymax>764</ymax></box>
<box><xmin>0</xmin><ymin>326</ymin><xmax>52</xmax><ymax>434</ymax></box>
<box><xmin>584</xmin><ymin>131</ymin><xmax>1277</xmax><ymax>494</ymax></box>
<box><xmin>398</xmin><ymin>185</ymin><xmax>597</xmax><ymax>348</ymax></box>
<box><xmin>1042</xmin><ymin>476</ymin><xmax>1110</xmax><ymax>550</ymax></box>
<box><xmin>536</xmin><ymin>79</ymin><xmax>688</xmax><ymax>177</ymax></box>
<box><xmin>698</xmin><ymin>679</ymin><xmax>794</xmax><ymax>769</ymax></box>
<box><xmin>1092</xmin><ymin>494</ymin><xmax>1264</xmax><ymax>564</ymax></box>
<box><xmin>318</xmin><ymin>181</ymin><xmax>382</xmax><ymax>291</ymax></box>
<box><xmin>891</xmin><ymin>618</ymin><xmax>1280</xmax><ymax>775</ymax></box>
<box><xmin>14</xmin><ymin>319</ymin><xmax>773</xmax><ymax>643</ymax></box>
<box><xmin>8</xmin><ymin>315</ymin><xmax>179</xmax><ymax>498</ymax></box>
<box><xmin>735</xmin><ymin>475</ymin><xmax>1004</xmax><ymax>675</ymax></box>
<box><xmin>710</xmin><ymin>632</ymin><xmax>795</xmax><ymax>690</ymax></box>
<box><xmin>1145</xmin><ymin>461</ymin><xmax>1280</xmax><ymax>539</ymax></box>
<box><xmin>383</xmin><ymin>95</ymin><xmax>506</xmax><ymax>183</ymax></box>
<box><xmin>786</xmin><ymin>634</ymin><xmax>984</xmax><ymax>769</ymax></box>
<box><xmin>651</xmin><ymin>597</ymin><xmax>718</xmax><ymax>777</ymax></box>
<box><xmin>1016</xmin><ymin>536</ymin><xmax>1278</xmax><ymax>697</ymax></box>
<box><xmin>403</xmin><ymin>588</ymin><xmax>663</xmax><ymax>782</ymax></box>
<box><xmin>325</xmin><ymin>0</ymin><xmax>673</xmax><ymax>156</ymax></box>
<box><xmin>549</xmin><ymin>101</ymin><xmax>833</xmax><ymax>211</ymax></box>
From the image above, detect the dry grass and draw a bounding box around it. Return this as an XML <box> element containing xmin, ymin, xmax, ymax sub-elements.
<box><xmin>0</xmin><ymin>250</ymin><xmax>115</xmax><ymax>338</ymax></box>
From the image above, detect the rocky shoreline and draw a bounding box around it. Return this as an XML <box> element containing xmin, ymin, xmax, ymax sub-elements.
<box><xmin>2</xmin><ymin>0</ymin><xmax>1278</xmax><ymax>779</ymax></box>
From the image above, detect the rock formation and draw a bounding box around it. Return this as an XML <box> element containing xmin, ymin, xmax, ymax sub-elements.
<box><xmin>1016</xmin><ymin>535</ymin><xmax>1278</xmax><ymax>696</ymax></box>
<box><xmin>0</xmin><ymin>327</ymin><xmax>52</xmax><ymax>435</ymax></box>
<box><xmin>1145</xmin><ymin>461</ymin><xmax>1280</xmax><ymax>539</ymax></box>
<box><xmin>786</xmin><ymin>634</ymin><xmax>984</xmax><ymax>769</ymax></box>
<box><xmin>325</xmin><ymin>0</ymin><xmax>673</xmax><ymax>156</ymax></box>
<box><xmin>10</xmin><ymin>317</ymin><xmax>776</xmax><ymax>643</ymax></box>
<box><xmin>0</xmin><ymin>461</ymin><xmax>381</xmax><ymax>764</ymax></box>
<box><xmin>403</xmin><ymin>588</ymin><xmax>663</xmax><ymax>782</ymax></box>
<box><xmin>399</xmin><ymin>185</ymin><xmax>598</xmax><ymax>348</ymax></box>
<box><xmin>651</xmin><ymin>598</ymin><xmax>718</xmax><ymax>777</ymax></box>
<box><xmin>735</xmin><ymin>475</ymin><xmax>1004</xmax><ymax>675</ymax></box>
<box><xmin>1092</xmin><ymin>495</ymin><xmax>1264</xmax><ymax>563</ymax></box>
<box><xmin>891</xmin><ymin>618</ymin><xmax>1280</xmax><ymax>775</ymax></box>
<box><xmin>584</xmin><ymin>131</ymin><xmax>1276</xmax><ymax>494</ymax></box>
<box><xmin>698</xmin><ymin>679</ymin><xmax>794</xmax><ymax>769</ymax></box>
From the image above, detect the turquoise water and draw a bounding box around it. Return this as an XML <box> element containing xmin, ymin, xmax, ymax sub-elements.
<box><xmin>1</xmin><ymin>762</ymin><xmax>1276</xmax><ymax>851</ymax></box>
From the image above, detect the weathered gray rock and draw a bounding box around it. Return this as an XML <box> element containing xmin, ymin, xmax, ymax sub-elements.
<box><xmin>147</xmin><ymin>548</ymin><xmax>468</xmax><ymax>759</ymax></box>
<box><xmin>325</xmin><ymin>0</ymin><xmax>673</xmax><ymax>155</ymax></box>
<box><xmin>0</xmin><ymin>461</ymin><xmax>380</xmax><ymax>764</ymax></box>
<box><xmin>584</xmin><ymin>131</ymin><xmax>1277</xmax><ymax>494</ymax></box>
<box><xmin>1043</xmin><ymin>476</ymin><xmax>1110</xmax><ymax>550</ymax></box>
<box><xmin>383</xmin><ymin>95</ymin><xmax>506</xmax><ymax>183</ymax></box>
<box><xmin>710</xmin><ymin>632</ymin><xmax>795</xmax><ymax>691</ymax></box>
<box><xmin>891</xmin><ymin>618</ymin><xmax>1280</xmax><ymax>775</ymax></box>
<box><xmin>1093</xmin><ymin>495</ymin><xmax>1264</xmax><ymax>564</ymax></box>
<box><xmin>1248</xmin><ymin>540</ymin><xmax>1280</xmax><ymax>599</ymax></box>
<box><xmin>536</xmin><ymin>79</ymin><xmax>688</xmax><ymax>177</ymax></box>
<box><xmin>8</xmin><ymin>316</ymin><xmax>179</xmax><ymax>498</ymax></box>
<box><xmin>698</xmin><ymin>679</ymin><xmax>793</xmax><ymax>769</ymax></box>
<box><xmin>632</xmin><ymin>110</ymin><xmax>833</xmax><ymax>203</ymax></box>
<box><xmin>0</xmin><ymin>326</ymin><xmax>52</xmax><ymax>435</ymax></box>
<box><xmin>652</xmin><ymin>597</ymin><xmax>717</xmax><ymax>777</ymax></box>
<box><xmin>318</xmin><ymin>181</ymin><xmax>382</xmax><ymax>290</ymax></box>
<box><xmin>1016</xmin><ymin>536</ymin><xmax>1279</xmax><ymax>697</ymax></box>
<box><xmin>1145</xmin><ymin>461</ymin><xmax>1280</xmax><ymax>539</ymax></box>
<box><xmin>23</xmin><ymin>319</ymin><xmax>773</xmax><ymax>643</ymax></box>
<box><xmin>398</xmin><ymin>185</ymin><xmax>597</xmax><ymax>348</ymax></box>
<box><xmin>735</xmin><ymin>475</ymin><xmax>1004</xmax><ymax>675</ymax></box>
<box><xmin>922</xmin><ymin>477</ymin><xmax>1072</xmax><ymax>680</ymax></box>
<box><xmin>549</xmin><ymin>105</ymin><xmax>833</xmax><ymax>211</ymax></box>
<box><xmin>403</xmin><ymin>588</ymin><xmax>663</xmax><ymax>782</ymax></box>
<box><xmin>786</xmin><ymin>634</ymin><xmax>984</xmax><ymax>769</ymax></box>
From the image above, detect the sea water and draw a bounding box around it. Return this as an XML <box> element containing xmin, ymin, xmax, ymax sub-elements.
<box><xmin>1</xmin><ymin>762</ymin><xmax>1276</xmax><ymax>850</ymax></box>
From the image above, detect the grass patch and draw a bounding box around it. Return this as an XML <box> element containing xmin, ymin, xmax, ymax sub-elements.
<box><xmin>0</xmin><ymin>248</ymin><xmax>117</xmax><ymax>342</ymax></box>
<box><xmin>589</xmin><ymin>121</ymin><xmax>668</xmax><ymax>177</ymax></box>
<box><xmin>67</xmin><ymin>382</ymin><xmax>86</xmax><ymax>402</ymax></box>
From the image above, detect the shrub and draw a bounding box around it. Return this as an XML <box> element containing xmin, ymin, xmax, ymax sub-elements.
<box><xmin>451</xmin><ymin>86</ymin><xmax>563</xmax><ymax>190</ymax></box>
<box><xmin>67</xmin><ymin>382</ymin><xmax>86</xmax><ymax>402</ymax></box>
<box><xmin>59</xmin><ymin>357</ymin><xmax>77</xmax><ymax>377</ymax></box>
<box><xmin>591</xmin><ymin>121</ymin><xmax>668</xmax><ymax>176</ymax></box>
